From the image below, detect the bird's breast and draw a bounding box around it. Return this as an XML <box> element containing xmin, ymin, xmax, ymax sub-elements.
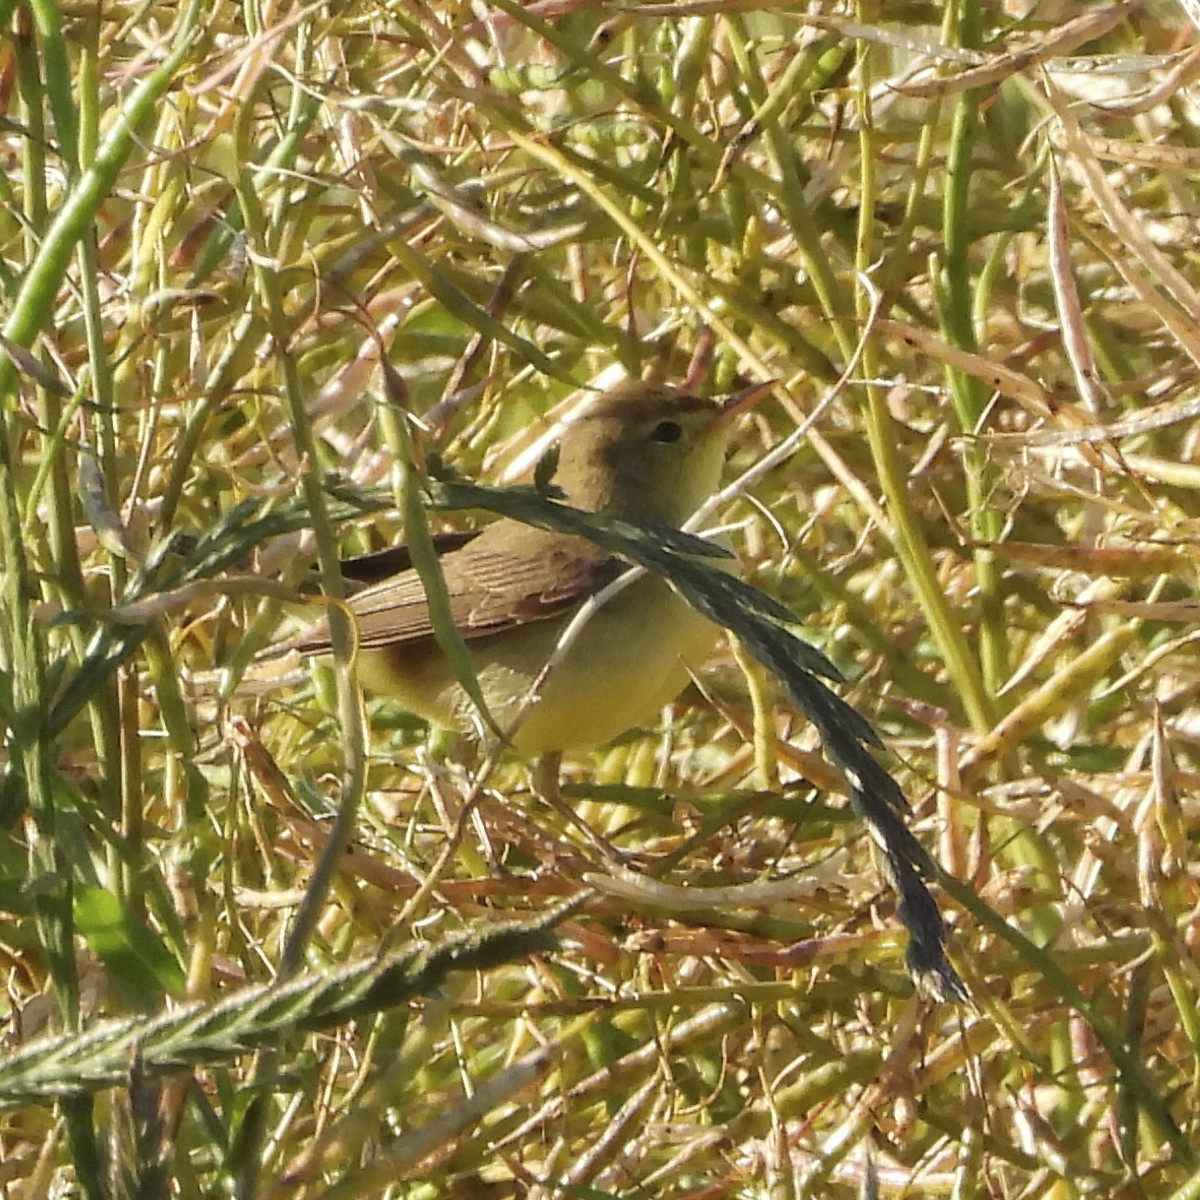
<box><xmin>357</xmin><ymin>574</ymin><xmax>719</xmax><ymax>755</ymax></box>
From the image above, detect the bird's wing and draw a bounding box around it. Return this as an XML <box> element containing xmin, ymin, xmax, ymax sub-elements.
<box><xmin>339</xmin><ymin>530</ymin><xmax>481</xmax><ymax>585</ymax></box>
<box><xmin>296</xmin><ymin>526</ymin><xmax>622</xmax><ymax>653</ymax></box>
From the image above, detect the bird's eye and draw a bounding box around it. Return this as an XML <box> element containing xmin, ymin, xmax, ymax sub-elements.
<box><xmin>651</xmin><ymin>420</ymin><xmax>682</xmax><ymax>443</ymax></box>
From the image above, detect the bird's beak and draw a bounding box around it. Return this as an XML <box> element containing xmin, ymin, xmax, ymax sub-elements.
<box><xmin>718</xmin><ymin>379</ymin><xmax>776</xmax><ymax>423</ymax></box>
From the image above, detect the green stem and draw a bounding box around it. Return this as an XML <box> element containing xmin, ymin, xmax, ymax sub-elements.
<box><xmin>0</xmin><ymin>0</ymin><xmax>203</xmax><ymax>397</ymax></box>
<box><xmin>231</xmin><ymin>83</ymin><xmax>369</xmax><ymax>988</ymax></box>
<box><xmin>226</xmin><ymin>59</ymin><xmax>370</xmax><ymax>1196</ymax></box>
<box><xmin>937</xmin><ymin>0</ymin><xmax>1008</xmax><ymax>699</ymax></box>
<box><xmin>76</xmin><ymin>14</ymin><xmax>134</xmax><ymax>908</ymax></box>
<box><xmin>26</xmin><ymin>0</ymin><xmax>79</xmax><ymax>175</ymax></box>
<box><xmin>723</xmin><ymin>19</ymin><xmax>852</xmax><ymax>354</ymax></box>
<box><xmin>857</xmin><ymin>6</ymin><xmax>994</xmax><ymax>736</ymax></box>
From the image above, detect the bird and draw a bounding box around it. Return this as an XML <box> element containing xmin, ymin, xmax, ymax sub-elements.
<box><xmin>291</xmin><ymin>379</ymin><xmax>772</xmax><ymax>755</ymax></box>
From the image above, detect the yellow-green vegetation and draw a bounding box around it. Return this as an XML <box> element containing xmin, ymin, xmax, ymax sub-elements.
<box><xmin>2</xmin><ymin>1</ymin><xmax>1199</xmax><ymax>1196</ymax></box>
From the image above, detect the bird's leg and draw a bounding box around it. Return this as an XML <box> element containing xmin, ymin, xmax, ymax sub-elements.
<box><xmin>529</xmin><ymin>751</ymin><xmax>629</xmax><ymax>863</ymax></box>
<box><xmin>530</xmin><ymin>750</ymin><xmax>564</xmax><ymax>807</ymax></box>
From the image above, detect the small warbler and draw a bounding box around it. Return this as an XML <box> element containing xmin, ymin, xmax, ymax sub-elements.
<box><xmin>295</xmin><ymin>380</ymin><xmax>771</xmax><ymax>753</ymax></box>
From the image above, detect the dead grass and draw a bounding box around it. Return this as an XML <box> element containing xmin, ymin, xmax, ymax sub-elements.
<box><xmin>2</xmin><ymin>1</ymin><xmax>1200</xmax><ymax>1197</ymax></box>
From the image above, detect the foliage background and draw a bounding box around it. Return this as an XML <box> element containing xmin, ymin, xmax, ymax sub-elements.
<box><xmin>1</xmin><ymin>0</ymin><xmax>1199</xmax><ymax>1196</ymax></box>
